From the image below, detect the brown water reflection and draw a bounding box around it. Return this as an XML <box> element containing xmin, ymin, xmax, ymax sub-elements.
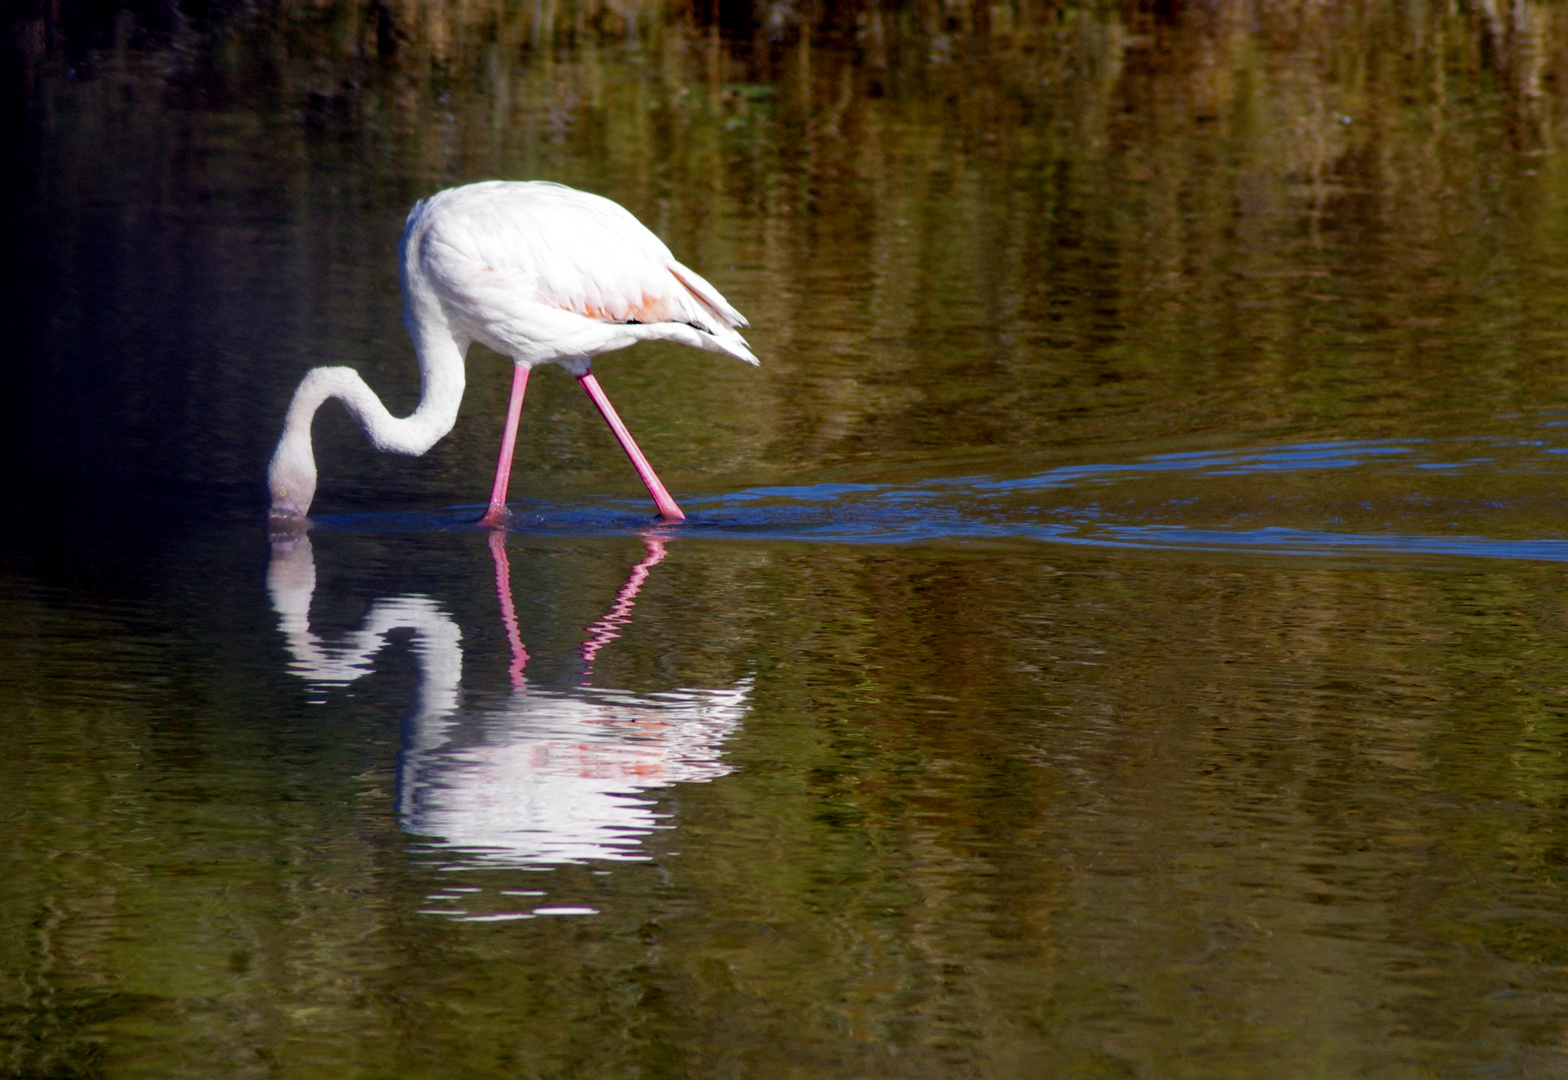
<box><xmin>7</xmin><ymin>0</ymin><xmax>1568</xmax><ymax>1076</ymax></box>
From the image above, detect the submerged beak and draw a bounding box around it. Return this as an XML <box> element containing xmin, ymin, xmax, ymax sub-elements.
<box><xmin>268</xmin><ymin>496</ymin><xmax>309</xmax><ymax>547</ymax></box>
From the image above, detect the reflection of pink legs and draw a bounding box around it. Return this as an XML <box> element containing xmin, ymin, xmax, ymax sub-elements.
<box><xmin>576</xmin><ymin>373</ymin><xmax>686</xmax><ymax>522</ymax></box>
<box><xmin>489</xmin><ymin>525</ymin><xmax>669</xmax><ymax>689</ymax></box>
<box><xmin>488</xmin><ymin>530</ymin><xmax>529</xmax><ymax>689</ymax></box>
<box><xmin>480</xmin><ymin>365</ymin><xmax>531</xmax><ymax>528</ymax></box>
<box><xmin>579</xmin><ymin>536</ymin><xmax>669</xmax><ymax>680</ymax></box>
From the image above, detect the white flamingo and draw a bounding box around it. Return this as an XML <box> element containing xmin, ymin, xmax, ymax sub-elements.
<box><xmin>266</xmin><ymin>181</ymin><xmax>757</xmax><ymax>526</ymax></box>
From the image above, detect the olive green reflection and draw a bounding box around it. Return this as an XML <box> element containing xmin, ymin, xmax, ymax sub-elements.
<box><xmin>7</xmin><ymin>532</ymin><xmax>1568</xmax><ymax>1076</ymax></box>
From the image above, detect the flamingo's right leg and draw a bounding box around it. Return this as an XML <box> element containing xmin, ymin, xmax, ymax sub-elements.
<box><xmin>479</xmin><ymin>364</ymin><xmax>530</xmax><ymax>528</ymax></box>
<box><xmin>576</xmin><ymin>372</ymin><xmax>686</xmax><ymax>522</ymax></box>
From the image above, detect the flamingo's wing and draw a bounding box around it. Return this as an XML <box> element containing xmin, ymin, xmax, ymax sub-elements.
<box><xmin>411</xmin><ymin>181</ymin><xmax>749</xmax><ymax>342</ymax></box>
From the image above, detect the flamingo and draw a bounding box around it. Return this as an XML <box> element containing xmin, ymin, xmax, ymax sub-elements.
<box><xmin>265</xmin><ymin>180</ymin><xmax>757</xmax><ymax>527</ymax></box>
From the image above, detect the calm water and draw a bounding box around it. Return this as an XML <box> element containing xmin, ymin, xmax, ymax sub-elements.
<box><xmin>10</xmin><ymin>1</ymin><xmax>1568</xmax><ymax>1075</ymax></box>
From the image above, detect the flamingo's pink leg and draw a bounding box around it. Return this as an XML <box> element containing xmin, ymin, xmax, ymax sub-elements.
<box><xmin>480</xmin><ymin>364</ymin><xmax>531</xmax><ymax>528</ymax></box>
<box><xmin>488</xmin><ymin>530</ymin><xmax>529</xmax><ymax>689</ymax></box>
<box><xmin>579</xmin><ymin>536</ymin><xmax>669</xmax><ymax>681</ymax></box>
<box><xmin>576</xmin><ymin>373</ymin><xmax>686</xmax><ymax>522</ymax></box>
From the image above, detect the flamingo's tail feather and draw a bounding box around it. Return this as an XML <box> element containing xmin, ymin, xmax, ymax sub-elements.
<box><xmin>670</xmin><ymin>261</ymin><xmax>750</xmax><ymax>330</ymax></box>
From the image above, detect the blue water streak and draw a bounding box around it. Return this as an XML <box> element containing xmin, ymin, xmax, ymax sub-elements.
<box><xmin>307</xmin><ymin>438</ymin><xmax>1568</xmax><ymax>564</ymax></box>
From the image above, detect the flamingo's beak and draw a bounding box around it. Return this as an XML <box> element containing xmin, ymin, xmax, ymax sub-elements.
<box><xmin>268</xmin><ymin>497</ymin><xmax>308</xmax><ymax>546</ymax></box>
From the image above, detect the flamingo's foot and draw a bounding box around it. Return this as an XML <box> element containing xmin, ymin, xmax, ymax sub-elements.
<box><xmin>478</xmin><ymin>505</ymin><xmax>512</xmax><ymax>529</ymax></box>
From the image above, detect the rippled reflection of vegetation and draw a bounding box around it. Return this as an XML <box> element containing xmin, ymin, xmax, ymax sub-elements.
<box><xmin>11</xmin><ymin>533</ymin><xmax>1568</xmax><ymax>1075</ymax></box>
<box><xmin>11</xmin><ymin>0</ymin><xmax>1568</xmax><ymax>510</ymax></box>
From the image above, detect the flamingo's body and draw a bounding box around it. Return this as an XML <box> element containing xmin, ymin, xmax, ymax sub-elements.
<box><xmin>266</xmin><ymin>181</ymin><xmax>757</xmax><ymax>525</ymax></box>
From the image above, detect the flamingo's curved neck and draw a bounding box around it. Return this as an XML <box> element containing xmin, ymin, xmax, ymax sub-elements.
<box><xmin>267</xmin><ymin>291</ymin><xmax>468</xmax><ymax>516</ymax></box>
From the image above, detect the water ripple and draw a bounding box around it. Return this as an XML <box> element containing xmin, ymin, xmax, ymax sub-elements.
<box><xmin>309</xmin><ymin>438</ymin><xmax>1568</xmax><ymax>563</ymax></box>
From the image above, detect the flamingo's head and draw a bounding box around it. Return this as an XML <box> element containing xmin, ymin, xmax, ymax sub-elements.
<box><xmin>266</xmin><ymin>436</ymin><xmax>318</xmax><ymax>523</ymax></box>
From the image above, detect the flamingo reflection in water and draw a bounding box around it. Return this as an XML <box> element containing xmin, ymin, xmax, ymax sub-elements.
<box><xmin>267</xmin><ymin>535</ymin><xmax>747</xmax><ymax>866</ymax></box>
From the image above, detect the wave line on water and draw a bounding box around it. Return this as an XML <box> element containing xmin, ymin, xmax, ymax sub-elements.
<box><xmin>307</xmin><ymin>437</ymin><xmax>1568</xmax><ymax>564</ymax></box>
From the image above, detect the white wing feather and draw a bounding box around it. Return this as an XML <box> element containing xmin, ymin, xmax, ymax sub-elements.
<box><xmin>405</xmin><ymin>181</ymin><xmax>755</xmax><ymax>366</ymax></box>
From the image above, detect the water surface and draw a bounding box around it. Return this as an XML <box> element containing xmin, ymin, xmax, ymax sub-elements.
<box><xmin>7</xmin><ymin>1</ymin><xmax>1568</xmax><ymax>1076</ymax></box>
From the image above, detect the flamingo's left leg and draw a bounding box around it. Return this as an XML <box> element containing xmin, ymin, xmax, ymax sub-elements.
<box><xmin>480</xmin><ymin>364</ymin><xmax>530</xmax><ymax>528</ymax></box>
